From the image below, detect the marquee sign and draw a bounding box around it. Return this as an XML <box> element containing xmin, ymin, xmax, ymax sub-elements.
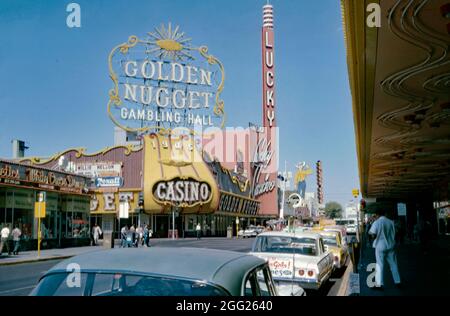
<box><xmin>0</xmin><ymin>161</ymin><xmax>88</xmax><ymax>195</ymax></box>
<box><xmin>107</xmin><ymin>23</ymin><xmax>226</xmax><ymax>134</ymax></box>
<box><xmin>152</xmin><ymin>177</ymin><xmax>212</xmax><ymax>208</ymax></box>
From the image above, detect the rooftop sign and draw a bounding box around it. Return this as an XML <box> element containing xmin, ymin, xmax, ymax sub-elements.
<box><xmin>107</xmin><ymin>23</ymin><xmax>226</xmax><ymax>134</ymax></box>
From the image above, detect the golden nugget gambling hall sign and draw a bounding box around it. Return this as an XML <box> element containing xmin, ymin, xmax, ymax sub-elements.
<box><xmin>107</xmin><ymin>23</ymin><xmax>226</xmax><ymax>133</ymax></box>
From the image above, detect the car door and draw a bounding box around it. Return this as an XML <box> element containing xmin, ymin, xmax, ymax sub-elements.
<box><xmin>243</xmin><ymin>265</ymin><xmax>277</xmax><ymax>296</ymax></box>
<box><xmin>316</xmin><ymin>238</ymin><xmax>332</xmax><ymax>282</ymax></box>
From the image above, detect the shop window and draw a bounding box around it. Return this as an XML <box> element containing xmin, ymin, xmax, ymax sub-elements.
<box><xmin>72</xmin><ymin>212</ymin><xmax>89</xmax><ymax>238</ymax></box>
<box><xmin>13</xmin><ymin>209</ymin><xmax>33</xmax><ymax>240</ymax></box>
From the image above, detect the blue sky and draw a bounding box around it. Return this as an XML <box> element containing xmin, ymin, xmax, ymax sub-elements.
<box><xmin>0</xmin><ymin>0</ymin><xmax>359</xmax><ymax>207</ymax></box>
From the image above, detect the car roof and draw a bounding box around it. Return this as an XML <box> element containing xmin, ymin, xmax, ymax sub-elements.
<box><xmin>257</xmin><ymin>231</ymin><xmax>321</xmax><ymax>239</ymax></box>
<box><xmin>44</xmin><ymin>247</ymin><xmax>266</xmax><ymax>295</ymax></box>
<box><xmin>318</xmin><ymin>230</ymin><xmax>339</xmax><ymax>236</ymax></box>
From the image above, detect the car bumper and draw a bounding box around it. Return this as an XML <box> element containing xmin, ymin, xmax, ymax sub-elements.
<box><xmin>273</xmin><ymin>277</ymin><xmax>322</xmax><ymax>290</ymax></box>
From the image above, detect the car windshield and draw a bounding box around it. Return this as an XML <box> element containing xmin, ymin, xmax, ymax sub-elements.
<box><xmin>252</xmin><ymin>236</ymin><xmax>317</xmax><ymax>256</ymax></box>
<box><xmin>31</xmin><ymin>272</ymin><xmax>228</xmax><ymax>296</ymax></box>
<box><xmin>321</xmin><ymin>236</ymin><xmax>338</xmax><ymax>246</ymax></box>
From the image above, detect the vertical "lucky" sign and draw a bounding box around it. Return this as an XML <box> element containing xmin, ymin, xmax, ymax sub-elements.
<box><xmin>262</xmin><ymin>4</ymin><xmax>276</xmax><ymax>129</ymax></box>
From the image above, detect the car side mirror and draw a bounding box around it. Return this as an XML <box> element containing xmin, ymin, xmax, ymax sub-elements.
<box><xmin>275</xmin><ymin>282</ymin><xmax>305</xmax><ymax>296</ymax></box>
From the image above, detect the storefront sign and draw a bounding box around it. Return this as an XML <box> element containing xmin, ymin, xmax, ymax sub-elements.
<box><xmin>262</xmin><ymin>13</ymin><xmax>276</xmax><ymax>128</ymax></box>
<box><xmin>153</xmin><ymin>178</ymin><xmax>212</xmax><ymax>207</ymax></box>
<box><xmin>107</xmin><ymin>24</ymin><xmax>226</xmax><ymax>133</ymax></box>
<box><xmin>90</xmin><ymin>191</ymin><xmax>138</xmax><ymax>213</ymax></box>
<box><xmin>397</xmin><ymin>203</ymin><xmax>407</xmax><ymax>216</ymax></box>
<box><xmin>251</xmin><ymin>138</ymin><xmax>276</xmax><ymax>198</ymax></box>
<box><xmin>218</xmin><ymin>193</ymin><xmax>260</xmax><ymax>215</ymax></box>
<box><xmin>0</xmin><ymin>161</ymin><xmax>88</xmax><ymax>195</ymax></box>
<box><xmin>95</xmin><ymin>177</ymin><xmax>123</xmax><ymax>188</ymax></box>
<box><xmin>74</xmin><ymin>162</ymin><xmax>122</xmax><ymax>178</ymax></box>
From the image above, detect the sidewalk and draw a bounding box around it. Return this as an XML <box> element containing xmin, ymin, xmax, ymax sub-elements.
<box><xmin>358</xmin><ymin>235</ymin><xmax>450</xmax><ymax>296</ymax></box>
<box><xmin>0</xmin><ymin>237</ymin><xmax>233</xmax><ymax>266</ymax></box>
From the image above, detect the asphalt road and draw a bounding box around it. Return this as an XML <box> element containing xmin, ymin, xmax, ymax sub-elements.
<box><xmin>0</xmin><ymin>237</ymin><xmax>347</xmax><ymax>296</ymax></box>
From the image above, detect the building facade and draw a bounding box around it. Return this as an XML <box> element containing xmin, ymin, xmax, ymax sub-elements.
<box><xmin>0</xmin><ymin>160</ymin><xmax>91</xmax><ymax>250</ymax></box>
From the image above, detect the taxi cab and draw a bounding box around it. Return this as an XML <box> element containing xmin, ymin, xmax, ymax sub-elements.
<box><xmin>249</xmin><ymin>231</ymin><xmax>334</xmax><ymax>290</ymax></box>
<box><xmin>317</xmin><ymin>230</ymin><xmax>348</xmax><ymax>269</ymax></box>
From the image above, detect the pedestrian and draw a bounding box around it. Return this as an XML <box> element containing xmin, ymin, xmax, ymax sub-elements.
<box><xmin>11</xmin><ymin>225</ymin><xmax>22</xmax><ymax>255</ymax></box>
<box><xmin>130</xmin><ymin>225</ymin><xmax>136</xmax><ymax>247</ymax></box>
<box><xmin>369</xmin><ymin>208</ymin><xmax>401</xmax><ymax>290</ymax></box>
<box><xmin>143</xmin><ymin>224</ymin><xmax>149</xmax><ymax>247</ymax></box>
<box><xmin>196</xmin><ymin>223</ymin><xmax>201</xmax><ymax>240</ymax></box>
<box><xmin>92</xmin><ymin>224</ymin><xmax>102</xmax><ymax>246</ymax></box>
<box><xmin>148</xmin><ymin>227</ymin><xmax>153</xmax><ymax>247</ymax></box>
<box><xmin>136</xmin><ymin>225</ymin><xmax>143</xmax><ymax>248</ymax></box>
<box><xmin>418</xmin><ymin>217</ymin><xmax>432</xmax><ymax>255</ymax></box>
<box><xmin>121</xmin><ymin>225</ymin><xmax>128</xmax><ymax>248</ymax></box>
<box><xmin>0</xmin><ymin>225</ymin><xmax>11</xmax><ymax>256</ymax></box>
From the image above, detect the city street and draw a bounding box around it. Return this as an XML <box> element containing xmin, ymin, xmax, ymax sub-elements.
<box><xmin>0</xmin><ymin>237</ymin><xmax>348</xmax><ymax>296</ymax></box>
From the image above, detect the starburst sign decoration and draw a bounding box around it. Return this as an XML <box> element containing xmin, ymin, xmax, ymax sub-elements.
<box><xmin>107</xmin><ymin>23</ymin><xmax>226</xmax><ymax>134</ymax></box>
<box><xmin>147</xmin><ymin>24</ymin><xmax>194</xmax><ymax>61</ymax></box>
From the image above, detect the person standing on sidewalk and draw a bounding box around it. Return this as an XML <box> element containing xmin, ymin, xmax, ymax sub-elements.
<box><xmin>121</xmin><ymin>225</ymin><xmax>128</xmax><ymax>248</ymax></box>
<box><xmin>369</xmin><ymin>209</ymin><xmax>401</xmax><ymax>290</ymax></box>
<box><xmin>143</xmin><ymin>224</ymin><xmax>149</xmax><ymax>247</ymax></box>
<box><xmin>12</xmin><ymin>225</ymin><xmax>22</xmax><ymax>255</ymax></box>
<box><xmin>418</xmin><ymin>217</ymin><xmax>432</xmax><ymax>255</ymax></box>
<box><xmin>0</xmin><ymin>225</ymin><xmax>11</xmax><ymax>256</ymax></box>
<box><xmin>92</xmin><ymin>224</ymin><xmax>102</xmax><ymax>246</ymax></box>
<box><xmin>196</xmin><ymin>223</ymin><xmax>201</xmax><ymax>240</ymax></box>
<box><xmin>135</xmin><ymin>225</ymin><xmax>143</xmax><ymax>248</ymax></box>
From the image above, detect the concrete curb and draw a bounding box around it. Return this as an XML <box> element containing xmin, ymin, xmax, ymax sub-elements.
<box><xmin>336</xmin><ymin>261</ymin><xmax>353</xmax><ymax>296</ymax></box>
<box><xmin>0</xmin><ymin>255</ymin><xmax>74</xmax><ymax>266</ymax></box>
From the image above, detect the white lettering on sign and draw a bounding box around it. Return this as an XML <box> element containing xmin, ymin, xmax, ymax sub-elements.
<box><xmin>74</xmin><ymin>162</ymin><xmax>122</xmax><ymax>178</ymax></box>
<box><xmin>103</xmin><ymin>193</ymin><xmax>115</xmax><ymax>211</ymax></box>
<box><xmin>263</xmin><ymin>29</ymin><xmax>276</xmax><ymax>127</ymax></box>
<box><xmin>251</xmin><ymin>138</ymin><xmax>276</xmax><ymax>198</ymax></box>
<box><xmin>108</xmin><ymin>25</ymin><xmax>225</xmax><ymax>131</ymax></box>
<box><xmin>153</xmin><ymin>179</ymin><xmax>211</xmax><ymax>206</ymax></box>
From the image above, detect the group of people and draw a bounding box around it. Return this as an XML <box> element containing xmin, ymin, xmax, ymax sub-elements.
<box><xmin>0</xmin><ymin>225</ymin><xmax>22</xmax><ymax>256</ymax></box>
<box><xmin>121</xmin><ymin>224</ymin><xmax>153</xmax><ymax>248</ymax></box>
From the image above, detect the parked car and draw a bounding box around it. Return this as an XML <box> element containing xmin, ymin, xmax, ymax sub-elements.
<box><xmin>30</xmin><ymin>247</ymin><xmax>303</xmax><ymax>296</ymax></box>
<box><xmin>317</xmin><ymin>230</ymin><xmax>348</xmax><ymax>269</ymax></box>
<box><xmin>323</xmin><ymin>225</ymin><xmax>348</xmax><ymax>246</ymax></box>
<box><xmin>238</xmin><ymin>225</ymin><xmax>259</xmax><ymax>238</ymax></box>
<box><xmin>249</xmin><ymin>231</ymin><xmax>334</xmax><ymax>290</ymax></box>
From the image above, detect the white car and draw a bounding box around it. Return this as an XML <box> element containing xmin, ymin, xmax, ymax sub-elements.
<box><xmin>238</xmin><ymin>226</ymin><xmax>258</xmax><ymax>238</ymax></box>
<box><xmin>346</xmin><ymin>224</ymin><xmax>357</xmax><ymax>235</ymax></box>
<box><xmin>249</xmin><ymin>231</ymin><xmax>334</xmax><ymax>290</ymax></box>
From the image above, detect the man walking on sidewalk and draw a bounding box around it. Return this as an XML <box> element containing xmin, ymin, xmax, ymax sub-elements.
<box><xmin>12</xmin><ymin>225</ymin><xmax>22</xmax><ymax>255</ymax></box>
<box><xmin>92</xmin><ymin>224</ymin><xmax>102</xmax><ymax>246</ymax></box>
<box><xmin>369</xmin><ymin>208</ymin><xmax>401</xmax><ymax>290</ymax></box>
<box><xmin>196</xmin><ymin>223</ymin><xmax>201</xmax><ymax>240</ymax></box>
<box><xmin>0</xmin><ymin>225</ymin><xmax>12</xmax><ymax>256</ymax></box>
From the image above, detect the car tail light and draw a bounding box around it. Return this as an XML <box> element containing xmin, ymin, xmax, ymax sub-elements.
<box><xmin>298</xmin><ymin>269</ymin><xmax>305</xmax><ymax>276</ymax></box>
<box><xmin>308</xmin><ymin>270</ymin><xmax>314</xmax><ymax>277</ymax></box>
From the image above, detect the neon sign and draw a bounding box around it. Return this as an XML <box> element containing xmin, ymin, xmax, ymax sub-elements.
<box><xmin>107</xmin><ymin>23</ymin><xmax>226</xmax><ymax>133</ymax></box>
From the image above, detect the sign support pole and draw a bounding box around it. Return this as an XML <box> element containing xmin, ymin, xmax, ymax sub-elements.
<box><xmin>172</xmin><ymin>209</ymin><xmax>175</xmax><ymax>240</ymax></box>
<box><xmin>37</xmin><ymin>203</ymin><xmax>41</xmax><ymax>258</ymax></box>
